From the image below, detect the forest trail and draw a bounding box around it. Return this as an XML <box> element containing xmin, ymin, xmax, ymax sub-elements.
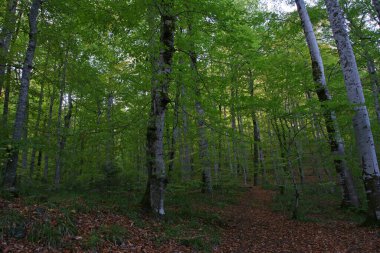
<box><xmin>214</xmin><ymin>187</ymin><xmax>380</xmax><ymax>253</ymax></box>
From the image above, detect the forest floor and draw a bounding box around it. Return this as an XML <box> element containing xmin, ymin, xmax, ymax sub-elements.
<box><xmin>1</xmin><ymin>185</ymin><xmax>380</xmax><ymax>252</ymax></box>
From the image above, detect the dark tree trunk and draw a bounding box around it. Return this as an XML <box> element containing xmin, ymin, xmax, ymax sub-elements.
<box><xmin>55</xmin><ymin>51</ymin><xmax>69</xmax><ymax>187</ymax></box>
<box><xmin>44</xmin><ymin>84</ymin><xmax>55</xmax><ymax>180</ymax></box>
<box><xmin>104</xmin><ymin>92</ymin><xmax>115</xmax><ymax>178</ymax></box>
<box><xmin>3</xmin><ymin>0</ymin><xmax>42</xmax><ymax>189</ymax></box>
<box><xmin>0</xmin><ymin>0</ymin><xmax>18</xmax><ymax>95</ymax></box>
<box><xmin>168</xmin><ymin>79</ymin><xmax>180</xmax><ymax>174</ymax></box>
<box><xmin>30</xmin><ymin>83</ymin><xmax>44</xmax><ymax>176</ymax></box>
<box><xmin>190</xmin><ymin>50</ymin><xmax>212</xmax><ymax>193</ymax></box>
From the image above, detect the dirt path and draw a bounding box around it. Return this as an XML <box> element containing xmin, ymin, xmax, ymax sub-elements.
<box><xmin>214</xmin><ymin>187</ymin><xmax>380</xmax><ymax>253</ymax></box>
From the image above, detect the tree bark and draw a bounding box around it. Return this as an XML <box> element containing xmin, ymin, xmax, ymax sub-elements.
<box><xmin>249</xmin><ymin>70</ymin><xmax>262</xmax><ymax>186</ymax></box>
<box><xmin>325</xmin><ymin>0</ymin><xmax>380</xmax><ymax>220</ymax></box>
<box><xmin>180</xmin><ymin>79</ymin><xmax>192</xmax><ymax>180</ymax></box>
<box><xmin>141</xmin><ymin>0</ymin><xmax>175</xmax><ymax>216</ymax></box>
<box><xmin>230</xmin><ymin>87</ymin><xmax>238</xmax><ymax>176</ymax></box>
<box><xmin>3</xmin><ymin>0</ymin><xmax>42</xmax><ymax>189</ymax></box>
<box><xmin>30</xmin><ymin>82</ymin><xmax>44</xmax><ymax>176</ymax></box>
<box><xmin>55</xmin><ymin>51</ymin><xmax>69</xmax><ymax>187</ymax></box>
<box><xmin>44</xmin><ymin>84</ymin><xmax>55</xmax><ymax>180</ymax></box>
<box><xmin>168</xmin><ymin>80</ymin><xmax>180</xmax><ymax>174</ymax></box>
<box><xmin>366</xmin><ymin>58</ymin><xmax>380</xmax><ymax>125</ymax></box>
<box><xmin>296</xmin><ymin>0</ymin><xmax>360</xmax><ymax>207</ymax></box>
<box><xmin>21</xmin><ymin>99</ymin><xmax>29</xmax><ymax>170</ymax></box>
<box><xmin>190</xmin><ymin>49</ymin><xmax>212</xmax><ymax>193</ymax></box>
<box><xmin>105</xmin><ymin>92</ymin><xmax>115</xmax><ymax>178</ymax></box>
<box><xmin>0</xmin><ymin>0</ymin><xmax>18</xmax><ymax>95</ymax></box>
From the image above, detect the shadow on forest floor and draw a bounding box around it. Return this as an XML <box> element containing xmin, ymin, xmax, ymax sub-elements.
<box><xmin>0</xmin><ymin>183</ymin><xmax>379</xmax><ymax>252</ymax></box>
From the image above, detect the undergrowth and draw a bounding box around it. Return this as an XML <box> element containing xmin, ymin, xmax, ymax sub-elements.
<box><xmin>0</xmin><ymin>178</ymin><xmax>245</xmax><ymax>252</ymax></box>
<box><xmin>271</xmin><ymin>182</ymin><xmax>367</xmax><ymax>223</ymax></box>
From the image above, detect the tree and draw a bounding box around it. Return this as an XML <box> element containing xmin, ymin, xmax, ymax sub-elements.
<box><xmin>3</xmin><ymin>0</ymin><xmax>42</xmax><ymax>190</ymax></box>
<box><xmin>0</xmin><ymin>0</ymin><xmax>18</xmax><ymax>96</ymax></box>
<box><xmin>325</xmin><ymin>0</ymin><xmax>380</xmax><ymax>220</ymax></box>
<box><xmin>141</xmin><ymin>0</ymin><xmax>175</xmax><ymax>216</ymax></box>
<box><xmin>295</xmin><ymin>0</ymin><xmax>359</xmax><ymax>207</ymax></box>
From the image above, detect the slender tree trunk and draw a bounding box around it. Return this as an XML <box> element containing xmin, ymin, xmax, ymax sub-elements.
<box><xmin>224</xmin><ymin>107</ymin><xmax>234</xmax><ymax>174</ymax></box>
<box><xmin>190</xmin><ymin>49</ymin><xmax>212</xmax><ymax>193</ymax></box>
<box><xmin>248</xmin><ymin>70</ymin><xmax>263</xmax><ymax>185</ymax></box>
<box><xmin>22</xmin><ymin>99</ymin><xmax>29</xmax><ymax>170</ymax></box>
<box><xmin>30</xmin><ymin>83</ymin><xmax>44</xmax><ymax>176</ymax></box>
<box><xmin>325</xmin><ymin>0</ymin><xmax>380</xmax><ymax>220</ymax></box>
<box><xmin>105</xmin><ymin>92</ymin><xmax>114</xmax><ymax>178</ymax></box>
<box><xmin>0</xmin><ymin>0</ymin><xmax>18</xmax><ymax>95</ymax></box>
<box><xmin>44</xmin><ymin>85</ymin><xmax>55</xmax><ymax>180</ymax></box>
<box><xmin>55</xmin><ymin>52</ymin><xmax>68</xmax><ymax>187</ymax></box>
<box><xmin>168</xmin><ymin>80</ymin><xmax>180</xmax><ymax>174</ymax></box>
<box><xmin>230</xmin><ymin>87</ymin><xmax>238</xmax><ymax>176</ymax></box>
<box><xmin>180</xmin><ymin>81</ymin><xmax>192</xmax><ymax>180</ymax></box>
<box><xmin>296</xmin><ymin>0</ymin><xmax>360</xmax><ymax>207</ymax></box>
<box><xmin>181</xmin><ymin>79</ymin><xmax>192</xmax><ymax>181</ymax></box>
<box><xmin>366</xmin><ymin>58</ymin><xmax>380</xmax><ymax>125</ymax></box>
<box><xmin>237</xmin><ymin>114</ymin><xmax>248</xmax><ymax>185</ymax></box>
<box><xmin>3</xmin><ymin>0</ymin><xmax>42</xmax><ymax>189</ymax></box>
<box><xmin>141</xmin><ymin>0</ymin><xmax>175</xmax><ymax>215</ymax></box>
<box><xmin>2</xmin><ymin>65</ymin><xmax>11</xmax><ymax>128</ymax></box>
<box><xmin>55</xmin><ymin>90</ymin><xmax>73</xmax><ymax>186</ymax></box>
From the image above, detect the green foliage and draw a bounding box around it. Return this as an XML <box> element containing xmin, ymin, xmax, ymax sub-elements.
<box><xmin>0</xmin><ymin>209</ymin><xmax>26</xmax><ymax>240</ymax></box>
<box><xmin>272</xmin><ymin>183</ymin><xmax>366</xmax><ymax>224</ymax></box>
<box><xmin>27</xmin><ymin>209</ymin><xmax>77</xmax><ymax>247</ymax></box>
<box><xmin>98</xmin><ymin>224</ymin><xmax>130</xmax><ymax>245</ymax></box>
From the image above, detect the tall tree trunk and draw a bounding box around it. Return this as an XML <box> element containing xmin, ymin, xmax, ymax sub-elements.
<box><xmin>366</xmin><ymin>58</ymin><xmax>380</xmax><ymax>125</ymax></box>
<box><xmin>55</xmin><ymin>52</ymin><xmax>69</xmax><ymax>187</ymax></box>
<box><xmin>2</xmin><ymin>65</ymin><xmax>11</xmax><ymax>129</ymax></box>
<box><xmin>237</xmin><ymin>114</ymin><xmax>248</xmax><ymax>185</ymax></box>
<box><xmin>21</xmin><ymin>99</ymin><xmax>29</xmax><ymax>170</ymax></box>
<box><xmin>30</xmin><ymin>83</ymin><xmax>44</xmax><ymax>176</ymax></box>
<box><xmin>248</xmin><ymin>70</ymin><xmax>263</xmax><ymax>185</ymax></box>
<box><xmin>1</xmin><ymin>8</ymin><xmax>22</xmax><ymax>137</ymax></box>
<box><xmin>55</xmin><ymin>90</ymin><xmax>73</xmax><ymax>186</ymax></box>
<box><xmin>296</xmin><ymin>0</ymin><xmax>360</xmax><ymax>208</ymax></box>
<box><xmin>230</xmin><ymin>87</ymin><xmax>238</xmax><ymax>176</ymax></box>
<box><xmin>168</xmin><ymin>80</ymin><xmax>180</xmax><ymax>174</ymax></box>
<box><xmin>105</xmin><ymin>92</ymin><xmax>114</xmax><ymax>178</ymax></box>
<box><xmin>0</xmin><ymin>0</ymin><xmax>18</xmax><ymax>95</ymax></box>
<box><xmin>325</xmin><ymin>0</ymin><xmax>380</xmax><ymax>220</ymax></box>
<box><xmin>224</xmin><ymin>107</ymin><xmax>234</xmax><ymax>173</ymax></box>
<box><xmin>44</xmin><ymin>84</ymin><xmax>55</xmax><ymax>180</ymax></box>
<box><xmin>190</xmin><ymin>48</ymin><xmax>212</xmax><ymax>193</ymax></box>
<box><xmin>141</xmin><ymin>0</ymin><xmax>175</xmax><ymax>215</ymax></box>
<box><xmin>180</xmin><ymin>81</ymin><xmax>192</xmax><ymax>180</ymax></box>
<box><xmin>3</xmin><ymin>0</ymin><xmax>42</xmax><ymax>189</ymax></box>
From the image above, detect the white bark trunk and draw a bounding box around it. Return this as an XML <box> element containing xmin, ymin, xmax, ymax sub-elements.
<box><xmin>325</xmin><ymin>0</ymin><xmax>380</xmax><ymax>220</ymax></box>
<box><xmin>142</xmin><ymin>0</ymin><xmax>175</xmax><ymax>215</ymax></box>
<box><xmin>296</xmin><ymin>0</ymin><xmax>360</xmax><ymax>207</ymax></box>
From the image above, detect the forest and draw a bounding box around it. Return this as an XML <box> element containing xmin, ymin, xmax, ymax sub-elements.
<box><xmin>1</xmin><ymin>0</ymin><xmax>380</xmax><ymax>252</ymax></box>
